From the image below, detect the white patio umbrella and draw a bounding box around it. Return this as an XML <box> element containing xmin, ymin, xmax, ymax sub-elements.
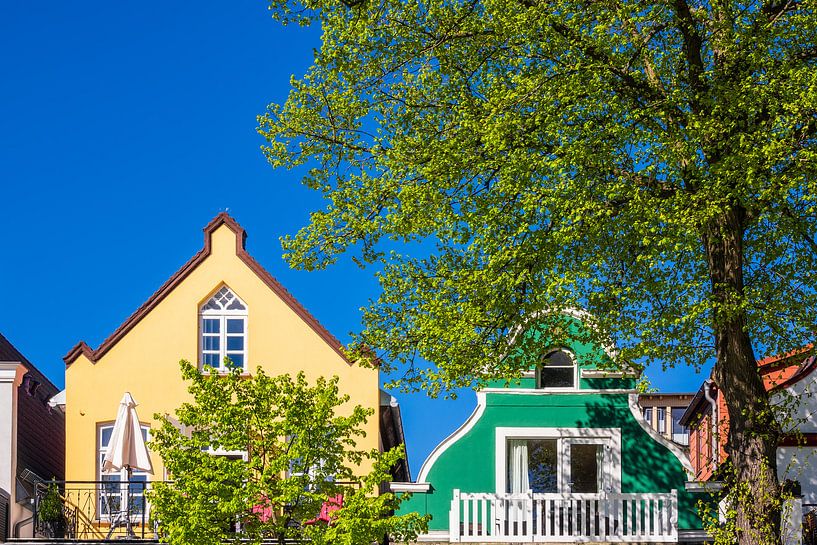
<box><xmin>103</xmin><ymin>392</ymin><xmax>153</xmax><ymax>475</ymax></box>
<box><xmin>102</xmin><ymin>392</ymin><xmax>153</xmax><ymax>537</ymax></box>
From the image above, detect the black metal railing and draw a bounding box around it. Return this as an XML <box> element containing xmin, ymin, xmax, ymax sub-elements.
<box><xmin>33</xmin><ymin>480</ymin><xmax>154</xmax><ymax>540</ymax></box>
<box><xmin>31</xmin><ymin>479</ymin><xmax>366</xmax><ymax>541</ymax></box>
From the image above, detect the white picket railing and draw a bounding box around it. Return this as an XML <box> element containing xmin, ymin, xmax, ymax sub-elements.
<box><xmin>449</xmin><ymin>489</ymin><xmax>678</xmax><ymax>543</ymax></box>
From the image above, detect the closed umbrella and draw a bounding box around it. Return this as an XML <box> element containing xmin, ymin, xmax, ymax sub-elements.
<box><xmin>103</xmin><ymin>392</ymin><xmax>153</xmax><ymax>537</ymax></box>
<box><xmin>103</xmin><ymin>392</ymin><xmax>153</xmax><ymax>475</ymax></box>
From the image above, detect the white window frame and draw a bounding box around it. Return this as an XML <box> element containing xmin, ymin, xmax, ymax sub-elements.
<box><xmin>495</xmin><ymin>427</ymin><xmax>621</xmax><ymax>495</ymax></box>
<box><xmin>657</xmin><ymin>407</ymin><xmax>666</xmax><ymax>434</ymax></box>
<box><xmin>199</xmin><ymin>286</ymin><xmax>248</xmax><ymax>372</ymax></box>
<box><xmin>204</xmin><ymin>446</ymin><xmax>249</xmax><ymax>461</ymax></box>
<box><xmin>97</xmin><ymin>423</ymin><xmax>151</xmax><ymax>521</ymax></box>
<box><xmin>644</xmin><ymin>407</ymin><xmax>654</xmax><ymax>426</ymax></box>
<box><xmin>536</xmin><ymin>349</ymin><xmax>578</xmax><ymax>390</ymax></box>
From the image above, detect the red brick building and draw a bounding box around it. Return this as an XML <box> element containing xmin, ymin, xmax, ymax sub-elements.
<box><xmin>680</xmin><ymin>347</ymin><xmax>817</xmax><ymax>495</ymax></box>
<box><xmin>0</xmin><ymin>333</ymin><xmax>65</xmax><ymax>539</ymax></box>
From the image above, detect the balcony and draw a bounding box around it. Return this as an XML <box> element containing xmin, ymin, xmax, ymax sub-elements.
<box><xmin>31</xmin><ymin>480</ymin><xmax>154</xmax><ymax>540</ymax></box>
<box><xmin>25</xmin><ymin>479</ymin><xmax>360</xmax><ymax>542</ymax></box>
<box><xmin>449</xmin><ymin>489</ymin><xmax>678</xmax><ymax>543</ymax></box>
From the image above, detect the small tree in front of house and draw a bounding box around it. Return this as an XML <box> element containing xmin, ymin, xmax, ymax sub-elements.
<box><xmin>147</xmin><ymin>361</ymin><xmax>427</xmax><ymax>545</ymax></box>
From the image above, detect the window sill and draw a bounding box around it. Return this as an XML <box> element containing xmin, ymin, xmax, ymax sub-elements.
<box><xmin>199</xmin><ymin>368</ymin><xmax>251</xmax><ymax>377</ymax></box>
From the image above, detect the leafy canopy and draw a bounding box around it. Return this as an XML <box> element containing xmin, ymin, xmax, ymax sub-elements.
<box><xmin>258</xmin><ymin>0</ymin><xmax>817</xmax><ymax>393</ymax></box>
<box><xmin>148</xmin><ymin>361</ymin><xmax>427</xmax><ymax>545</ymax></box>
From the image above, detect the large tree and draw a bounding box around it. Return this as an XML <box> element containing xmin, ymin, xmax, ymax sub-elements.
<box><xmin>258</xmin><ymin>1</ymin><xmax>817</xmax><ymax>543</ymax></box>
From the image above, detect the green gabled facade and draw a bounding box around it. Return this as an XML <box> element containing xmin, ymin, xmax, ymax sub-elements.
<box><xmin>394</xmin><ymin>313</ymin><xmax>703</xmax><ymax>542</ymax></box>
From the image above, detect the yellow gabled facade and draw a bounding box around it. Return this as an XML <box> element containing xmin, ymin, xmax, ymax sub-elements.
<box><xmin>63</xmin><ymin>213</ymin><xmax>381</xmax><ymax>483</ymax></box>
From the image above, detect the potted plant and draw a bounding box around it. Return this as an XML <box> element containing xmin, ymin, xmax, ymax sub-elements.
<box><xmin>38</xmin><ymin>481</ymin><xmax>66</xmax><ymax>538</ymax></box>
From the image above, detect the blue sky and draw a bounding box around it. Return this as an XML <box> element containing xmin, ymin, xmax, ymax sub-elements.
<box><xmin>0</xmin><ymin>2</ymin><xmax>706</xmax><ymax>478</ymax></box>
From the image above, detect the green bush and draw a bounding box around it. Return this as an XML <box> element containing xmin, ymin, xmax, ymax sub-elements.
<box><xmin>38</xmin><ymin>481</ymin><xmax>64</xmax><ymax>523</ymax></box>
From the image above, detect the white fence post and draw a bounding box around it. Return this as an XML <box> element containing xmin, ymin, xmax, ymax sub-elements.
<box><xmin>526</xmin><ymin>491</ymin><xmax>534</xmax><ymax>540</ymax></box>
<box><xmin>450</xmin><ymin>489</ymin><xmax>461</xmax><ymax>543</ymax></box>
<box><xmin>669</xmin><ymin>489</ymin><xmax>678</xmax><ymax>541</ymax></box>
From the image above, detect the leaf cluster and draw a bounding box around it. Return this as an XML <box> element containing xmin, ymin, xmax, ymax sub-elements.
<box><xmin>148</xmin><ymin>361</ymin><xmax>427</xmax><ymax>545</ymax></box>
<box><xmin>258</xmin><ymin>0</ymin><xmax>817</xmax><ymax>394</ymax></box>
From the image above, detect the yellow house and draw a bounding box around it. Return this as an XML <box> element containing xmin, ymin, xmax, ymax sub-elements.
<box><xmin>60</xmin><ymin>213</ymin><xmax>407</xmax><ymax>514</ymax></box>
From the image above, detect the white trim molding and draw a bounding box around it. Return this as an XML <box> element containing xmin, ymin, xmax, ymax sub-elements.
<box><xmin>495</xmin><ymin>426</ymin><xmax>622</xmax><ymax>494</ymax></box>
<box><xmin>0</xmin><ymin>362</ymin><xmax>27</xmax><ymax>537</ymax></box>
<box><xmin>679</xmin><ymin>529</ymin><xmax>712</xmax><ymax>542</ymax></box>
<box><xmin>416</xmin><ymin>530</ymin><xmax>450</xmax><ymax>542</ymax></box>
<box><xmin>628</xmin><ymin>393</ymin><xmax>694</xmax><ymax>477</ymax></box>
<box><xmin>0</xmin><ymin>362</ymin><xmax>27</xmax><ymax>386</ymax></box>
<box><xmin>480</xmin><ymin>387</ymin><xmax>636</xmax><ymax>395</ymax></box>
<box><xmin>685</xmin><ymin>480</ymin><xmax>724</xmax><ymax>492</ymax></box>
<box><xmin>580</xmin><ymin>369</ymin><xmax>639</xmax><ymax>379</ymax></box>
<box><xmin>207</xmin><ymin>447</ymin><xmax>249</xmax><ymax>461</ymax></box>
<box><xmin>388</xmin><ymin>482</ymin><xmax>431</xmax><ymax>493</ymax></box>
<box><xmin>417</xmin><ymin>392</ymin><xmax>486</xmax><ymax>482</ymax></box>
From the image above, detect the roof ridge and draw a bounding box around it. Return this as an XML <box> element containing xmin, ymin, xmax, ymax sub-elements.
<box><xmin>64</xmin><ymin>213</ymin><xmax>351</xmax><ymax>366</ymax></box>
<box><xmin>0</xmin><ymin>331</ymin><xmax>61</xmax><ymax>391</ymax></box>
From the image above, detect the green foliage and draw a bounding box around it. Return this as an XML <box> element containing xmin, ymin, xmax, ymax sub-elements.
<box><xmin>257</xmin><ymin>1</ymin><xmax>816</xmax><ymax>542</ymax></box>
<box><xmin>147</xmin><ymin>361</ymin><xmax>427</xmax><ymax>545</ymax></box>
<box><xmin>37</xmin><ymin>481</ymin><xmax>64</xmax><ymax>523</ymax></box>
<box><xmin>258</xmin><ymin>0</ymin><xmax>816</xmax><ymax>391</ymax></box>
<box><xmin>698</xmin><ymin>459</ymin><xmax>794</xmax><ymax>545</ymax></box>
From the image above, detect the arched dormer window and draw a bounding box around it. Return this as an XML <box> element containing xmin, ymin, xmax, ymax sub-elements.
<box><xmin>537</xmin><ymin>349</ymin><xmax>576</xmax><ymax>389</ymax></box>
<box><xmin>199</xmin><ymin>286</ymin><xmax>247</xmax><ymax>372</ymax></box>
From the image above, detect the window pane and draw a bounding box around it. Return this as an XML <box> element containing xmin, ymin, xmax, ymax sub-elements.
<box><xmin>99</xmin><ymin>480</ymin><xmax>121</xmax><ymax>516</ymax></box>
<box><xmin>201</xmin><ymin>299</ymin><xmax>220</xmax><ymax>311</ymax></box>
<box><xmin>226</xmin><ymin>354</ymin><xmax>244</xmax><ymax>368</ymax></box>
<box><xmin>203</xmin><ymin>353</ymin><xmax>220</xmax><ymax>367</ymax></box>
<box><xmin>570</xmin><ymin>444</ymin><xmax>601</xmax><ymax>493</ymax></box>
<box><xmin>543</xmin><ymin>350</ymin><xmax>572</xmax><ymax>367</ymax></box>
<box><xmin>227</xmin><ymin>319</ymin><xmax>244</xmax><ymax>333</ymax></box>
<box><xmin>527</xmin><ymin>439</ymin><xmax>558</xmax><ymax>493</ymax></box>
<box><xmin>672</xmin><ymin>407</ymin><xmax>689</xmax><ymax>445</ymax></box>
<box><xmin>540</xmin><ymin>367</ymin><xmax>574</xmax><ymax>388</ymax></box>
<box><xmin>202</xmin><ymin>318</ymin><xmax>220</xmax><ymax>334</ymax></box>
<box><xmin>101</xmin><ymin>427</ymin><xmax>113</xmax><ymax>448</ymax></box>
<box><xmin>672</xmin><ymin>408</ymin><xmax>686</xmax><ymax>433</ymax></box>
<box><xmin>203</xmin><ymin>336</ymin><xmax>220</xmax><ymax>351</ymax></box>
<box><xmin>227</xmin><ymin>336</ymin><xmax>244</xmax><ymax>351</ymax></box>
<box><xmin>226</xmin><ymin>299</ymin><xmax>246</xmax><ymax>311</ymax></box>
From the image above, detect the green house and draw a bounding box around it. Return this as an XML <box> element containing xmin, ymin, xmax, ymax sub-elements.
<box><xmin>392</xmin><ymin>313</ymin><xmax>703</xmax><ymax>543</ymax></box>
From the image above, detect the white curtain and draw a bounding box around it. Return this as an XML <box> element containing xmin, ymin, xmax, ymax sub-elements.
<box><xmin>508</xmin><ymin>440</ymin><xmax>529</xmax><ymax>493</ymax></box>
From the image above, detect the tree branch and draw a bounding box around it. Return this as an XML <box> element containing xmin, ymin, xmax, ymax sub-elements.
<box><xmin>761</xmin><ymin>0</ymin><xmax>800</xmax><ymax>22</ymax></box>
<box><xmin>670</xmin><ymin>0</ymin><xmax>707</xmax><ymax>110</ymax></box>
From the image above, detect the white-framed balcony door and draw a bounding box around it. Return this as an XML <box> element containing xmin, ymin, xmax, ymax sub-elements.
<box><xmin>494</xmin><ymin>428</ymin><xmax>621</xmax><ymax>539</ymax></box>
<box><xmin>495</xmin><ymin>427</ymin><xmax>622</xmax><ymax>495</ymax></box>
<box><xmin>563</xmin><ymin>438</ymin><xmax>612</xmax><ymax>494</ymax></box>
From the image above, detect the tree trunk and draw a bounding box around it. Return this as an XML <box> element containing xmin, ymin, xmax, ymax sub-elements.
<box><xmin>703</xmin><ymin>206</ymin><xmax>781</xmax><ymax>545</ymax></box>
